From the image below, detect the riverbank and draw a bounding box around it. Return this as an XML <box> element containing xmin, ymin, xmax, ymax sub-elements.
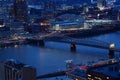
<box><xmin>67</xmin><ymin>26</ymin><xmax>120</xmax><ymax>38</ymax></box>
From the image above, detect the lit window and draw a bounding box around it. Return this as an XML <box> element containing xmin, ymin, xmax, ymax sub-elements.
<box><xmin>88</xmin><ymin>74</ymin><xmax>91</xmax><ymax>77</ymax></box>
<box><xmin>95</xmin><ymin>77</ymin><xmax>98</xmax><ymax>79</ymax></box>
<box><xmin>98</xmin><ymin>78</ymin><xmax>102</xmax><ymax>80</ymax></box>
<box><xmin>107</xmin><ymin>77</ymin><xmax>109</xmax><ymax>79</ymax></box>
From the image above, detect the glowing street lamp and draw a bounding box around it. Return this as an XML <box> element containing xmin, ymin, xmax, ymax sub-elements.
<box><xmin>110</xmin><ymin>43</ymin><xmax>115</xmax><ymax>49</ymax></box>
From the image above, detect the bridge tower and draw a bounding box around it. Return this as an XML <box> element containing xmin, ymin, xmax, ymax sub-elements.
<box><xmin>70</xmin><ymin>44</ymin><xmax>76</xmax><ymax>52</ymax></box>
<box><xmin>39</xmin><ymin>40</ymin><xmax>45</xmax><ymax>47</ymax></box>
<box><xmin>109</xmin><ymin>43</ymin><xmax>115</xmax><ymax>59</ymax></box>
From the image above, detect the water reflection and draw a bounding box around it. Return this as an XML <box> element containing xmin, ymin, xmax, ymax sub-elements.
<box><xmin>0</xmin><ymin>31</ymin><xmax>120</xmax><ymax>77</ymax></box>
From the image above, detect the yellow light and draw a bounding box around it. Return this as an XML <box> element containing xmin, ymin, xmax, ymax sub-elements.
<box><xmin>110</xmin><ymin>43</ymin><xmax>115</xmax><ymax>48</ymax></box>
<box><xmin>0</xmin><ymin>25</ymin><xmax>3</xmax><ymax>27</ymax></box>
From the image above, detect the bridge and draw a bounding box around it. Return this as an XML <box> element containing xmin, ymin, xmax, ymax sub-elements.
<box><xmin>36</xmin><ymin>71</ymin><xmax>66</xmax><ymax>79</ymax></box>
<box><xmin>26</xmin><ymin>35</ymin><xmax>120</xmax><ymax>59</ymax></box>
<box><xmin>0</xmin><ymin>39</ymin><xmax>25</xmax><ymax>47</ymax></box>
<box><xmin>26</xmin><ymin>36</ymin><xmax>114</xmax><ymax>50</ymax></box>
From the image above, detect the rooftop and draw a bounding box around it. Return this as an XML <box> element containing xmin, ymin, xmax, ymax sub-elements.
<box><xmin>90</xmin><ymin>61</ymin><xmax>120</xmax><ymax>78</ymax></box>
<box><xmin>70</xmin><ymin>68</ymin><xmax>87</xmax><ymax>78</ymax></box>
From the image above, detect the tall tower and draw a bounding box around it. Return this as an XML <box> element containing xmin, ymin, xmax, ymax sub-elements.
<box><xmin>13</xmin><ymin>0</ymin><xmax>28</xmax><ymax>22</ymax></box>
<box><xmin>0</xmin><ymin>0</ymin><xmax>4</xmax><ymax>20</ymax></box>
<box><xmin>44</xmin><ymin>0</ymin><xmax>56</xmax><ymax>11</ymax></box>
<box><xmin>97</xmin><ymin>0</ymin><xmax>106</xmax><ymax>10</ymax></box>
<box><xmin>0</xmin><ymin>0</ymin><xmax>10</xmax><ymax>28</ymax></box>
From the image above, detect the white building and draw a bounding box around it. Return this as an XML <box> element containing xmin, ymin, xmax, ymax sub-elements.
<box><xmin>50</xmin><ymin>20</ymin><xmax>84</xmax><ymax>31</ymax></box>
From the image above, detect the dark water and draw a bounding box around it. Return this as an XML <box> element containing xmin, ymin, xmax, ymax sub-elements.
<box><xmin>0</xmin><ymin>31</ymin><xmax>120</xmax><ymax>80</ymax></box>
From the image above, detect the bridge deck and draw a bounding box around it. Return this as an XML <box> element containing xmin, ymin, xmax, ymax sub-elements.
<box><xmin>27</xmin><ymin>36</ymin><xmax>120</xmax><ymax>52</ymax></box>
<box><xmin>36</xmin><ymin>71</ymin><xmax>66</xmax><ymax>79</ymax></box>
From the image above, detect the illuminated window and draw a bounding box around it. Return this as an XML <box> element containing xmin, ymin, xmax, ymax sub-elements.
<box><xmin>88</xmin><ymin>74</ymin><xmax>91</xmax><ymax>77</ymax></box>
<box><xmin>98</xmin><ymin>78</ymin><xmax>102</xmax><ymax>80</ymax></box>
<box><xmin>107</xmin><ymin>77</ymin><xmax>109</xmax><ymax>79</ymax></box>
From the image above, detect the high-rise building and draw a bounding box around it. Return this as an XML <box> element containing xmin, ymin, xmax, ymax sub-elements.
<box><xmin>44</xmin><ymin>0</ymin><xmax>56</xmax><ymax>11</ymax></box>
<box><xmin>13</xmin><ymin>0</ymin><xmax>28</xmax><ymax>22</ymax></box>
<box><xmin>0</xmin><ymin>0</ymin><xmax>11</xmax><ymax>28</ymax></box>
<box><xmin>91</xmin><ymin>0</ymin><xmax>98</xmax><ymax>4</ymax></box>
<box><xmin>41</xmin><ymin>0</ymin><xmax>57</xmax><ymax>19</ymax></box>
<box><xmin>97</xmin><ymin>0</ymin><xmax>106</xmax><ymax>10</ymax></box>
<box><xmin>0</xmin><ymin>59</ymin><xmax>36</xmax><ymax>80</ymax></box>
<box><xmin>0</xmin><ymin>0</ymin><xmax>7</xmax><ymax>21</ymax></box>
<box><xmin>0</xmin><ymin>0</ymin><xmax>4</xmax><ymax>20</ymax></box>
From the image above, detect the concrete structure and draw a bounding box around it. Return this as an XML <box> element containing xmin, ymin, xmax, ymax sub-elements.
<box><xmin>26</xmin><ymin>36</ymin><xmax>120</xmax><ymax>58</ymax></box>
<box><xmin>87</xmin><ymin>59</ymin><xmax>120</xmax><ymax>80</ymax></box>
<box><xmin>85</xmin><ymin>20</ymin><xmax>120</xmax><ymax>28</ymax></box>
<box><xmin>13</xmin><ymin>0</ymin><xmax>28</xmax><ymax>22</ymax></box>
<box><xmin>44</xmin><ymin>0</ymin><xmax>56</xmax><ymax>11</ymax></box>
<box><xmin>50</xmin><ymin>20</ymin><xmax>83</xmax><ymax>31</ymax></box>
<box><xmin>66</xmin><ymin>68</ymin><xmax>87</xmax><ymax>80</ymax></box>
<box><xmin>0</xmin><ymin>62</ymin><xmax>4</xmax><ymax>80</ymax></box>
<box><xmin>97</xmin><ymin>0</ymin><xmax>106</xmax><ymax>10</ymax></box>
<box><xmin>0</xmin><ymin>59</ymin><xmax>36</xmax><ymax>80</ymax></box>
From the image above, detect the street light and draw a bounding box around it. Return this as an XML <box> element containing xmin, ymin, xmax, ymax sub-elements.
<box><xmin>110</xmin><ymin>43</ymin><xmax>115</xmax><ymax>49</ymax></box>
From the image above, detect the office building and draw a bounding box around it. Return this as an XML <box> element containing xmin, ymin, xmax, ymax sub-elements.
<box><xmin>44</xmin><ymin>0</ymin><xmax>56</xmax><ymax>11</ymax></box>
<box><xmin>0</xmin><ymin>0</ymin><xmax>4</xmax><ymax>20</ymax></box>
<box><xmin>0</xmin><ymin>0</ymin><xmax>10</xmax><ymax>22</ymax></box>
<box><xmin>41</xmin><ymin>0</ymin><xmax>57</xmax><ymax>19</ymax></box>
<box><xmin>50</xmin><ymin>20</ymin><xmax>83</xmax><ymax>31</ymax></box>
<box><xmin>97</xmin><ymin>0</ymin><xmax>106</xmax><ymax>10</ymax></box>
<box><xmin>0</xmin><ymin>59</ymin><xmax>36</xmax><ymax>80</ymax></box>
<box><xmin>0</xmin><ymin>0</ymin><xmax>11</xmax><ymax>31</ymax></box>
<box><xmin>13</xmin><ymin>0</ymin><xmax>28</xmax><ymax>22</ymax></box>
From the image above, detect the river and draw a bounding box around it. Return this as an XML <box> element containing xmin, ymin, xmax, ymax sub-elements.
<box><xmin>0</xmin><ymin>31</ymin><xmax>120</xmax><ymax>80</ymax></box>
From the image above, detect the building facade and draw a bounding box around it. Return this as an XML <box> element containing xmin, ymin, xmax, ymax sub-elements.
<box><xmin>97</xmin><ymin>0</ymin><xmax>106</xmax><ymax>10</ymax></box>
<box><xmin>13</xmin><ymin>0</ymin><xmax>28</xmax><ymax>22</ymax></box>
<box><xmin>50</xmin><ymin>20</ymin><xmax>83</xmax><ymax>31</ymax></box>
<box><xmin>0</xmin><ymin>59</ymin><xmax>36</xmax><ymax>80</ymax></box>
<box><xmin>87</xmin><ymin>60</ymin><xmax>120</xmax><ymax>80</ymax></box>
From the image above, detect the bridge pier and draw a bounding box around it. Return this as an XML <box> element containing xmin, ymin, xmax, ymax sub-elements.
<box><xmin>109</xmin><ymin>43</ymin><xmax>115</xmax><ymax>59</ymax></box>
<box><xmin>39</xmin><ymin>40</ymin><xmax>45</xmax><ymax>47</ymax></box>
<box><xmin>109</xmin><ymin>49</ymin><xmax>115</xmax><ymax>59</ymax></box>
<box><xmin>70</xmin><ymin>44</ymin><xmax>76</xmax><ymax>52</ymax></box>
